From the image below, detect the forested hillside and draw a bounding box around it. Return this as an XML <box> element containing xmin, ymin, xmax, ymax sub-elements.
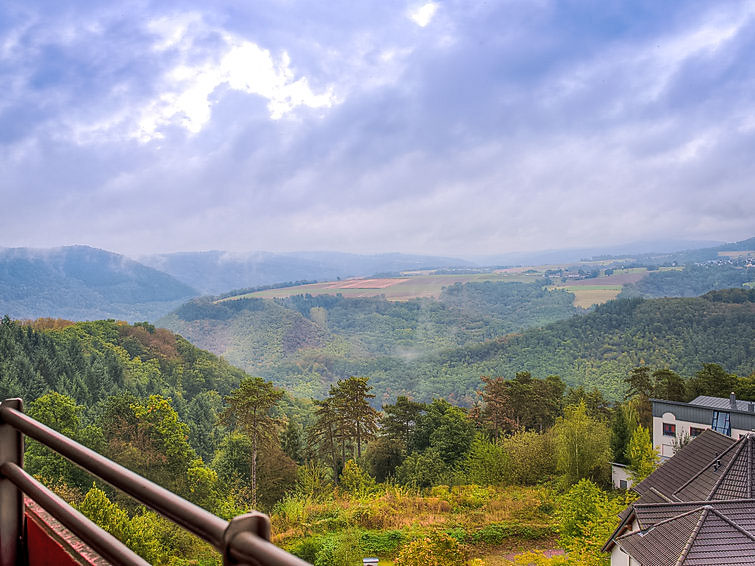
<box><xmin>618</xmin><ymin>264</ymin><xmax>754</xmax><ymax>299</ymax></box>
<box><xmin>159</xmin><ymin>281</ymin><xmax>579</xmax><ymax>398</ymax></box>
<box><xmin>160</xmin><ymin>283</ymin><xmax>754</xmax><ymax>405</ymax></box>
<box><xmin>0</xmin><ymin>246</ymin><xmax>197</xmax><ymax>321</ymax></box>
<box><xmin>404</xmin><ymin>290</ymin><xmax>755</xmax><ymax>403</ymax></box>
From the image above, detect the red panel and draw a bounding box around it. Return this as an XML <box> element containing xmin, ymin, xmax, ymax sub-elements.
<box><xmin>24</xmin><ymin>500</ymin><xmax>107</xmax><ymax>566</ymax></box>
<box><xmin>26</xmin><ymin>512</ymin><xmax>82</xmax><ymax>566</ymax></box>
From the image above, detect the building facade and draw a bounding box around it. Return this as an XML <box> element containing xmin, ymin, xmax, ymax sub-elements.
<box><xmin>652</xmin><ymin>394</ymin><xmax>755</xmax><ymax>458</ymax></box>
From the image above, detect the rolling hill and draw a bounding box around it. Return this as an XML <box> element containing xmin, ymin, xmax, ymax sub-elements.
<box><xmin>0</xmin><ymin>246</ymin><xmax>198</xmax><ymax>322</ymax></box>
<box><xmin>139</xmin><ymin>250</ymin><xmax>474</xmax><ymax>295</ymax></box>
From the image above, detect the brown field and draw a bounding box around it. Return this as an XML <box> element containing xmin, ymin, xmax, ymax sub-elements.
<box><xmin>562</xmin><ymin>269</ymin><xmax>647</xmax><ymax>286</ymax></box>
<box><xmin>229</xmin><ymin>272</ymin><xmax>543</xmax><ymax>302</ymax></box>
<box><xmin>223</xmin><ymin>265</ymin><xmax>643</xmax><ymax>304</ymax></box>
<box><xmin>324</xmin><ymin>278</ymin><xmax>409</xmax><ymax>289</ymax></box>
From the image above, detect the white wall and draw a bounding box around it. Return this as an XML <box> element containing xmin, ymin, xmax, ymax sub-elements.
<box><xmin>652</xmin><ymin>412</ymin><xmax>711</xmax><ymax>459</ymax></box>
<box><xmin>610</xmin><ymin>544</ymin><xmax>630</xmax><ymax>566</ymax></box>
<box><xmin>611</xmin><ymin>464</ymin><xmax>633</xmax><ymax>490</ymax></box>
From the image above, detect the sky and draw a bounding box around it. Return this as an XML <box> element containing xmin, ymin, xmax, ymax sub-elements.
<box><xmin>2</xmin><ymin>0</ymin><xmax>754</xmax><ymax>257</ymax></box>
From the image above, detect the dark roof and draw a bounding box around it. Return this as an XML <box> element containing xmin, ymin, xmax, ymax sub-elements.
<box><xmin>633</xmin><ymin>429</ymin><xmax>735</xmax><ymax>497</ymax></box>
<box><xmin>634</xmin><ymin>499</ymin><xmax>755</xmax><ymax>533</ymax></box>
<box><xmin>617</xmin><ymin>505</ymin><xmax>755</xmax><ymax>565</ymax></box>
<box><xmin>690</xmin><ymin>395</ymin><xmax>755</xmax><ymax>413</ymax></box>
<box><xmin>674</xmin><ymin>435</ymin><xmax>755</xmax><ymax>501</ymax></box>
<box><xmin>604</xmin><ymin>487</ymin><xmax>674</xmax><ymax>552</ymax></box>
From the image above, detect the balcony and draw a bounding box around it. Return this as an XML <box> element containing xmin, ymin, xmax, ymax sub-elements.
<box><xmin>0</xmin><ymin>398</ymin><xmax>310</xmax><ymax>566</ymax></box>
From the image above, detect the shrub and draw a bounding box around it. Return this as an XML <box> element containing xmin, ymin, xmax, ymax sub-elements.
<box><xmin>394</xmin><ymin>533</ymin><xmax>466</xmax><ymax>566</ymax></box>
<box><xmin>360</xmin><ymin>529</ymin><xmax>406</xmax><ymax>555</ymax></box>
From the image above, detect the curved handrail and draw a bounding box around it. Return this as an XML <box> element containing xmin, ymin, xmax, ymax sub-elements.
<box><xmin>0</xmin><ymin>399</ymin><xmax>310</xmax><ymax>566</ymax></box>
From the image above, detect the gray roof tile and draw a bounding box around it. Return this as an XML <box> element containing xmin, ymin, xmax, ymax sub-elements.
<box><xmin>617</xmin><ymin>506</ymin><xmax>755</xmax><ymax>566</ymax></box>
<box><xmin>633</xmin><ymin>429</ymin><xmax>735</xmax><ymax>498</ymax></box>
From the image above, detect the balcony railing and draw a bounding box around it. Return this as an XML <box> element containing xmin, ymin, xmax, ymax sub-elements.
<box><xmin>0</xmin><ymin>398</ymin><xmax>310</xmax><ymax>566</ymax></box>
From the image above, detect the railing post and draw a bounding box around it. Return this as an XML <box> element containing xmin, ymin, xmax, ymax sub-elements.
<box><xmin>0</xmin><ymin>398</ymin><xmax>24</xmax><ymax>566</ymax></box>
<box><xmin>223</xmin><ymin>512</ymin><xmax>271</xmax><ymax>566</ymax></box>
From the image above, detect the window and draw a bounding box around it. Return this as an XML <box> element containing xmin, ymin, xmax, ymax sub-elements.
<box><xmin>711</xmin><ymin>411</ymin><xmax>731</xmax><ymax>436</ymax></box>
<box><xmin>619</xmin><ymin>479</ymin><xmax>628</xmax><ymax>490</ymax></box>
<box><xmin>663</xmin><ymin>423</ymin><xmax>676</xmax><ymax>436</ymax></box>
<box><xmin>689</xmin><ymin>427</ymin><xmax>705</xmax><ymax>437</ymax></box>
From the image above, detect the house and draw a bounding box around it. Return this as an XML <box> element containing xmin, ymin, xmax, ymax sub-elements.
<box><xmin>652</xmin><ymin>393</ymin><xmax>755</xmax><ymax>459</ymax></box>
<box><xmin>604</xmin><ymin>430</ymin><xmax>755</xmax><ymax>565</ymax></box>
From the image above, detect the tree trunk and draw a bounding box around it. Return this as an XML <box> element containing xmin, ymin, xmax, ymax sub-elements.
<box><xmin>251</xmin><ymin>430</ymin><xmax>258</xmax><ymax>507</ymax></box>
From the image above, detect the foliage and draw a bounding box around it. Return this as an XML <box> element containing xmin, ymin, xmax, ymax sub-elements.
<box><xmin>557</xmin><ymin>480</ymin><xmax>635</xmax><ymax>566</ymax></box>
<box><xmin>501</xmin><ymin>430</ymin><xmax>557</xmax><ymax>485</ymax></box>
<box><xmin>220</xmin><ymin>377</ymin><xmax>284</xmax><ymax>505</ymax></box>
<box><xmin>553</xmin><ymin>402</ymin><xmax>610</xmax><ymax>485</ymax></box>
<box><xmin>476</xmin><ymin>373</ymin><xmax>565</xmax><ymax>437</ymax></box>
<box><xmin>626</xmin><ymin>425</ymin><xmax>657</xmax><ymax>482</ymax></box>
<box><xmin>339</xmin><ymin>459</ymin><xmax>377</xmax><ymax>496</ymax></box>
<box><xmin>463</xmin><ymin>435</ymin><xmax>510</xmax><ymax>486</ymax></box>
<box><xmin>394</xmin><ymin>533</ymin><xmax>466</xmax><ymax>566</ymax></box>
<box><xmin>395</xmin><ymin>449</ymin><xmax>448</xmax><ymax>487</ymax></box>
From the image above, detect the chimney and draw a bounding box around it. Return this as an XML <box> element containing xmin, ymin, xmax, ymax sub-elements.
<box><xmin>730</xmin><ymin>392</ymin><xmax>737</xmax><ymax>409</ymax></box>
<box><xmin>749</xmin><ymin>402</ymin><xmax>754</xmax><ymax>413</ymax></box>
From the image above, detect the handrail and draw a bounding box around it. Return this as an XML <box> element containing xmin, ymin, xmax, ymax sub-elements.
<box><xmin>0</xmin><ymin>399</ymin><xmax>310</xmax><ymax>566</ymax></box>
<box><xmin>0</xmin><ymin>462</ymin><xmax>149</xmax><ymax>566</ymax></box>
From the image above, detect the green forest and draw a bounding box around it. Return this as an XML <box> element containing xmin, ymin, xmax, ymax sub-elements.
<box><xmin>1</xmin><ymin>301</ymin><xmax>754</xmax><ymax>564</ymax></box>
<box><xmin>160</xmin><ymin>283</ymin><xmax>754</xmax><ymax>405</ymax></box>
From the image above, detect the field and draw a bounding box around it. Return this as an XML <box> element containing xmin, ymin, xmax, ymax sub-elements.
<box><xmin>222</xmin><ymin>266</ymin><xmax>650</xmax><ymax>308</ymax></box>
<box><xmin>231</xmin><ymin>272</ymin><xmax>544</xmax><ymax>301</ymax></box>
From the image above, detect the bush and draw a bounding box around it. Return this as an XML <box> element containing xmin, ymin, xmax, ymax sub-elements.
<box><xmin>394</xmin><ymin>533</ymin><xmax>466</xmax><ymax>566</ymax></box>
<box><xmin>360</xmin><ymin>530</ymin><xmax>406</xmax><ymax>555</ymax></box>
<box><xmin>313</xmin><ymin>531</ymin><xmax>362</xmax><ymax>566</ymax></box>
<box><xmin>502</xmin><ymin>430</ymin><xmax>556</xmax><ymax>485</ymax></box>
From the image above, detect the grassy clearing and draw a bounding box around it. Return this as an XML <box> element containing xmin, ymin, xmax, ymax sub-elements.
<box><xmin>270</xmin><ymin>485</ymin><xmax>559</xmax><ymax>564</ymax></box>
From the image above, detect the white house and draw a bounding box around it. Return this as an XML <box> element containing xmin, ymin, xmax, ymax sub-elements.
<box><xmin>652</xmin><ymin>393</ymin><xmax>755</xmax><ymax>459</ymax></box>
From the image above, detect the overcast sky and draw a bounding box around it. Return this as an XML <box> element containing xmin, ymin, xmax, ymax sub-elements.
<box><xmin>2</xmin><ymin>0</ymin><xmax>754</xmax><ymax>257</ymax></box>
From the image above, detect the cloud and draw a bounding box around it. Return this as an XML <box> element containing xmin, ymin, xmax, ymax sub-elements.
<box><xmin>1</xmin><ymin>0</ymin><xmax>754</xmax><ymax>257</ymax></box>
<box><xmin>408</xmin><ymin>2</ymin><xmax>439</xmax><ymax>28</ymax></box>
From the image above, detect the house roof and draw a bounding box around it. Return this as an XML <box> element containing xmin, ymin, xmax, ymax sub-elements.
<box><xmin>674</xmin><ymin>434</ymin><xmax>755</xmax><ymax>501</ymax></box>
<box><xmin>633</xmin><ymin>499</ymin><xmax>755</xmax><ymax>533</ymax></box>
<box><xmin>616</xmin><ymin>505</ymin><xmax>755</xmax><ymax>565</ymax></box>
<box><xmin>689</xmin><ymin>395</ymin><xmax>755</xmax><ymax>413</ymax></box>
<box><xmin>633</xmin><ymin>429</ymin><xmax>735</xmax><ymax>498</ymax></box>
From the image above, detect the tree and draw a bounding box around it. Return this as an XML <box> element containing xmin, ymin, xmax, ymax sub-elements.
<box><xmin>553</xmin><ymin>402</ymin><xmax>611</xmax><ymax>485</ymax></box>
<box><xmin>307</xmin><ymin>397</ymin><xmax>341</xmax><ymax>479</ymax></box>
<box><xmin>381</xmin><ymin>396</ymin><xmax>426</xmax><ymax>449</ymax></box>
<box><xmin>624</xmin><ymin>367</ymin><xmax>653</xmax><ymax>427</ymax></box>
<box><xmin>330</xmin><ymin>377</ymin><xmax>379</xmax><ymax>459</ymax></box>
<box><xmin>687</xmin><ymin>363</ymin><xmax>739</xmax><ymax>399</ymax></box>
<box><xmin>463</xmin><ymin>434</ymin><xmax>509</xmax><ymax>486</ymax></box>
<box><xmin>502</xmin><ymin>429</ymin><xmax>557</xmax><ymax>485</ymax></box>
<box><xmin>220</xmin><ymin>377</ymin><xmax>284</xmax><ymax>507</ymax></box>
<box><xmin>652</xmin><ymin>369</ymin><xmax>686</xmax><ymax>402</ymax></box>
<box><xmin>626</xmin><ymin>425</ymin><xmax>657</xmax><ymax>482</ymax></box>
<box><xmin>610</xmin><ymin>405</ymin><xmax>636</xmax><ymax>465</ymax></box>
<box><xmin>362</xmin><ymin>437</ymin><xmax>404</xmax><ymax>482</ymax></box>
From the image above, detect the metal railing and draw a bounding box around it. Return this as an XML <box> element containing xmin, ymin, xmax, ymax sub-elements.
<box><xmin>0</xmin><ymin>398</ymin><xmax>310</xmax><ymax>566</ymax></box>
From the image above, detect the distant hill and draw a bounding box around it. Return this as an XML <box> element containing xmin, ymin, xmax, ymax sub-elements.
<box><xmin>0</xmin><ymin>246</ymin><xmax>197</xmax><ymax>322</ymax></box>
<box><xmin>590</xmin><ymin>236</ymin><xmax>755</xmax><ymax>266</ymax></box>
<box><xmin>158</xmin><ymin>281</ymin><xmax>579</xmax><ymax>398</ymax></box>
<box><xmin>139</xmin><ymin>250</ymin><xmax>474</xmax><ymax>295</ymax></box>
<box><xmin>618</xmin><ymin>264</ymin><xmax>754</xmax><ymax>299</ymax></box>
<box><xmin>160</xmin><ymin>288</ymin><xmax>754</xmax><ymax>406</ymax></box>
<box><xmin>470</xmin><ymin>239</ymin><xmax>726</xmax><ymax>266</ymax></box>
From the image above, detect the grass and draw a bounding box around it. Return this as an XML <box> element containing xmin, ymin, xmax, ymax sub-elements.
<box><xmin>270</xmin><ymin>485</ymin><xmax>559</xmax><ymax>563</ymax></box>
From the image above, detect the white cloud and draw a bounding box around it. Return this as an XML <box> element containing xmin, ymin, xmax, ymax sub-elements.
<box><xmin>408</xmin><ymin>2</ymin><xmax>439</xmax><ymax>28</ymax></box>
<box><xmin>135</xmin><ymin>23</ymin><xmax>337</xmax><ymax>141</ymax></box>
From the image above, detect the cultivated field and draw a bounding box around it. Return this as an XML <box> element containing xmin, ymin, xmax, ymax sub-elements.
<box><xmin>220</xmin><ymin>265</ymin><xmax>650</xmax><ymax>307</ymax></box>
